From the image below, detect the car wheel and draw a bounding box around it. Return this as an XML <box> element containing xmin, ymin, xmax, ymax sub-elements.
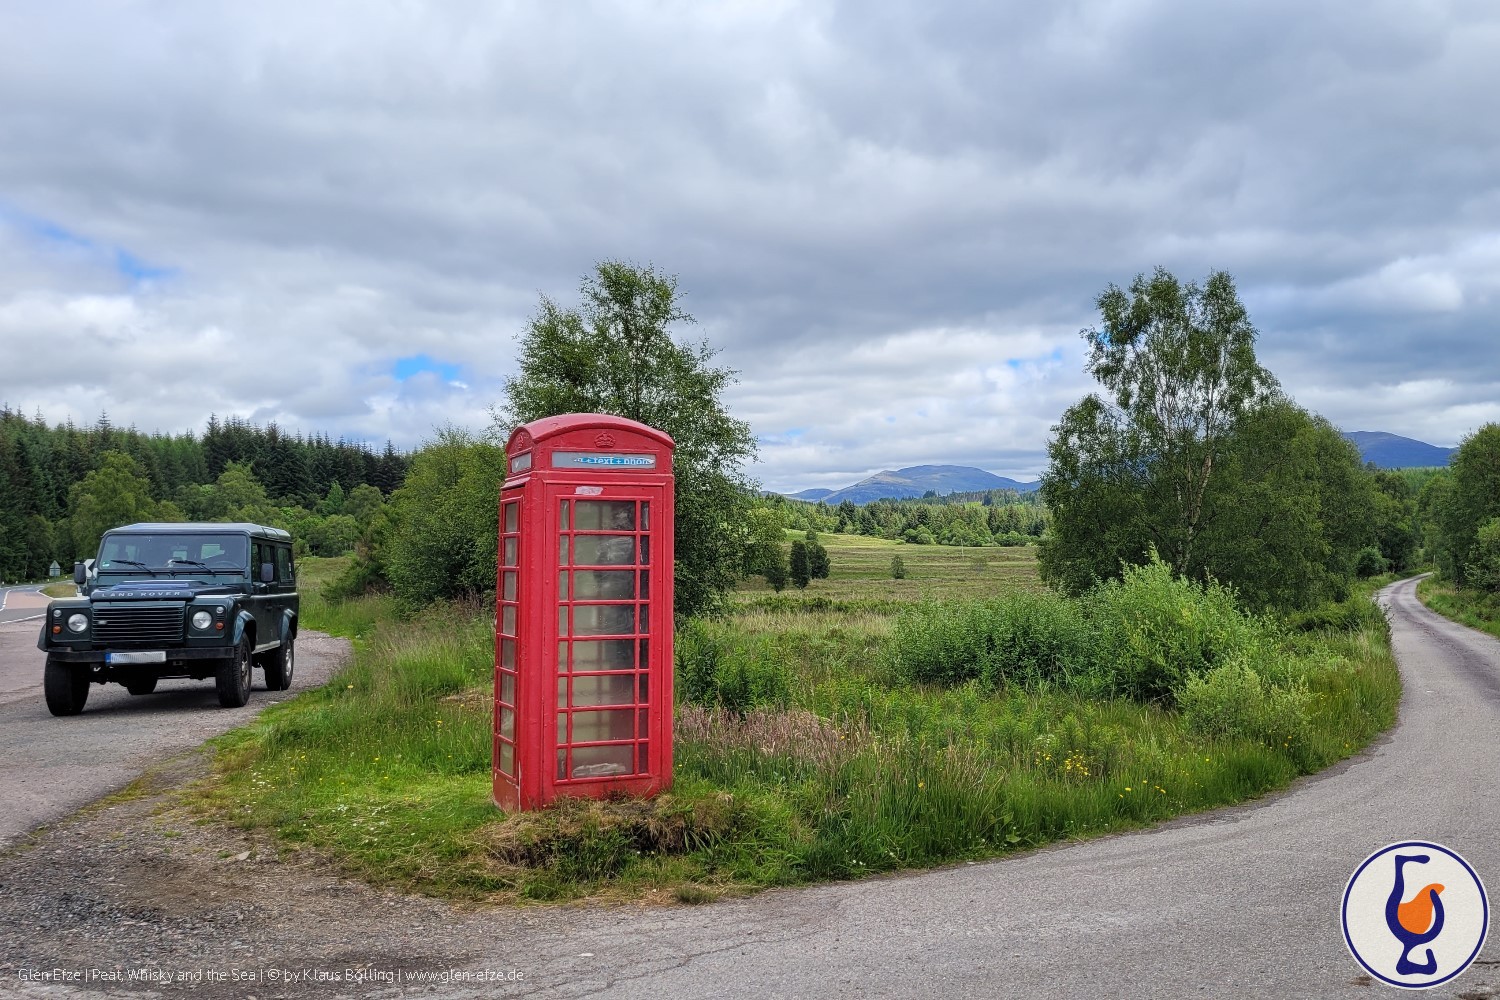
<box><xmin>215</xmin><ymin>637</ymin><xmax>253</xmax><ymax>708</ymax></box>
<box><xmin>124</xmin><ymin>676</ymin><xmax>158</xmax><ymax>696</ymax></box>
<box><xmin>263</xmin><ymin>633</ymin><xmax>295</xmax><ymax>691</ymax></box>
<box><xmin>44</xmin><ymin>657</ymin><xmax>90</xmax><ymax>716</ymax></box>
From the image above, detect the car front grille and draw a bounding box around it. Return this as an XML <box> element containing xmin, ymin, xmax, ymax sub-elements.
<box><xmin>93</xmin><ymin>604</ymin><xmax>184</xmax><ymax>645</ymax></box>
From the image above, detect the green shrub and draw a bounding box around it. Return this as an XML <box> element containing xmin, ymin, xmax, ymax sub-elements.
<box><xmin>1087</xmin><ymin>556</ymin><xmax>1269</xmax><ymax>704</ymax></box>
<box><xmin>890</xmin><ymin>555</ymin><xmax>906</xmax><ymax>580</ymax></box>
<box><xmin>674</xmin><ymin>620</ymin><xmax>792</xmax><ymax>716</ymax></box>
<box><xmin>1354</xmin><ymin>546</ymin><xmax>1388</xmax><ymax>578</ymax></box>
<box><xmin>1286</xmin><ymin>597</ymin><xmax>1386</xmax><ymax>634</ymax></box>
<box><xmin>1178</xmin><ymin>659</ymin><xmax>1311</xmax><ymax>751</ymax></box>
<box><xmin>890</xmin><ymin>591</ymin><xmax>1097</xmax><ymax>690</ymax></box>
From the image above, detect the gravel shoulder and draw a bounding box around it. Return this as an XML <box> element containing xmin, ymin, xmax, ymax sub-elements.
<box><xmin>0</xmin><ymin>621</ymin><xmax>351</xmax><ymax>850</ymax></box>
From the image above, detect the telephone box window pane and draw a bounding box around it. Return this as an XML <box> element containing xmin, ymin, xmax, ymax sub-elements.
<box><xmin>557</xmin><ymin>570</ymin><xmax>569</xmax><ymax>599</ymax></box>
<box><xmin>639</xmin><ymin>536</ymin><xmax>650</xmax><ymax>565</ymax></box>
<box><xmin>559</xmin><ymin>500</ymin><xmax>570</xmax><ymax>528</ymax></box>
<box><xmin>557</xmin><ymin>749</ymin><xmax>568</xmax><ymax>781</ymax></box>
<box><xmin>498</xmin><ymin>741</ymin><xmax>514</xmax><ymax>776</ymax></box>
<box><xmin>501</xmin><ymin>606</ymin><xmax>516</xmax><ymax>636</ymax></box>
<box><xmin>500</xmin><ymin>637</ymin><xmax>515</xmax><ymax>669</ymax></box>
<box><xmin>638</xmin><ymin>638</ymin><xmax>649</xmax><ymax>669</ymax></box>
<box><xmin>558</xmin><ymin>712</ymin><xmax>569</xmax><ymax>744</ymax></box>
<box><xmin>504</xmin><ymin>503</ymin><xmax>518</xmax><ymax>533</ymax></box>
<box><xmin>557</xmin><ymin>676</ymin><xmax>568</xmax><ymax>708</ymax></box>
<box><xmin>571</xmin><ymin>708</ymin><xmax>633</xmax><ymax>743</ymax></box>
<box><xmin>573</xmin><ymin>535</ymin><xmax>635</xmax><ymax>565</ymax></box>
<box><xmin>637</xmin><ymin>743</ymin><xmax>649</xmax><ymax>774</ymax></box>
<box><xmin>500</xmin><ymin>672</ymin><xmax>515</xmax><ymax>705</ymax></box>
<box><xmin>638</xmin><ymin>604</ymin><xmax>650</xmax><ymax>632</ymax></box>
<box><xmin>572</xmin><ymin>604</ymin><xmax>635</xmax><ymax>636</ymax></box>
<box><xmin>638</xmin><ymin>672</ymin><xmax>649</xmax><ymax>702</ymax></box>
<box><xmin>503</xmin><ymin>538</ymin><xmax>518</xmax><ymax>566</ymax></box>
<box><xmin>557</xmin><ymin>641</ymin><xmax>568</xmax><ymax>671</ymax></box>
<box><xmin>640</xmin><ymin>570</ymin><xmax>649</xmax><ymax>600</ymax></box>
<box><xmin>499</xmin><ymin>707</ymin><xmax>515</xmax><ymax>741</ymax></box>
<box><xmin>574</xmin><ymin>500</ymin><xmax>635</xmax><ymax>531</ymax></box>
<box><xmin>572</xmin><ymin>570</ymin><xmax>635</xmax><ymax>600</ymax></box>
<box><xmin>558</xmin><ymin>535</ymin><xmax>569</xmax><ymax>565</ymax></box>
<box><xmin>558</xmin><ymin>606</ymin><xmax>568</xmax><ymax>636</ymax></box>
<box><xmin>570</xmin><ymin>744</ymin><xmax>633</xmax><ymax>779</ymax></box>
<box><xmin>502</xmin><ymin>571</ymin><xmax>517</xmax><ymax>601</ymax></box>
<box><xmin>637</xmin><ymin>708</ymin><xmax>648</xmax><ymax>739</ymax></box>
<box><xmin>641</xmin><ymin>502</ymin><xmax>650</xmax><ymax>529</ymax></box>
<box><xmin>571</xmin><ymin>674</ymin><xmax>634</xmax><ymax>707</ymax></box>
<box><xmin>571</xmin><ymin>639</ymin><xmax>634</xmax><ymax>671</ymax></box>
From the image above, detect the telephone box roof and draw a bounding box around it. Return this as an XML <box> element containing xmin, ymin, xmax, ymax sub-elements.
<box><xmin>507</xmin><ymin>413</ymin><xmax>674</xmax><ymax>452</ymax></box>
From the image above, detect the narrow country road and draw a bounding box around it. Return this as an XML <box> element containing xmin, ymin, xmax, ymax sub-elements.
<box><xmin>0</xmin><ymin>577</ymin><xmax>1496</xmax><ymax>999</ymax></box>
<box><xmin>0</xmin><ymin>618</ymin><xmax>351</xmax><ymax>851</ymax></box>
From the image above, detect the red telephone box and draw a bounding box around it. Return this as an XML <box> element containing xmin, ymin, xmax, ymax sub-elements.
<box><xmin>493</xmin><ymin>413</ymin><xmax>675</xmax><ymax>811</ymax></box>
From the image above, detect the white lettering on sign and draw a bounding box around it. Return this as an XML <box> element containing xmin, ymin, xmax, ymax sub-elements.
<box><xmin>552</xmin><ymin>451</ymin><xmax>657</xmax><ymax>470</ymax></box>
<box><xmin>574</xmin><ymin>486</ymin><xmax>604</xmax><ymax>496</ymax></box>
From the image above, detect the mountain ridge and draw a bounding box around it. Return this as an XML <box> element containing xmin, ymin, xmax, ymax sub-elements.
<box><xmin>786</xmin><ymin>465</ymin><xmax>1040</xmax><ymax>506</ymax></box>
<box><xmin>780</xmin><ymin>431</ymin><xmax>1453</xmax><ymax>505</ymax></box>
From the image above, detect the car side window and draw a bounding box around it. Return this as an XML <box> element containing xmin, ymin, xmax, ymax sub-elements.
<box><xmin>276</xmin><ymin>546</ymin><xmax>293</xmax><ymax>584</ymax></box>
<box><xmin>253</xmin><ymin>542</ymin><xmax>266</xmax><ymax>580</ymax></box>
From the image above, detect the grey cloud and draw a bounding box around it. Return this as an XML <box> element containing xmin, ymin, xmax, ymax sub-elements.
<box><xmin>1</xmin><ymin>1</ymin><xmax>1497</xmax><ymax>491</ymax></box>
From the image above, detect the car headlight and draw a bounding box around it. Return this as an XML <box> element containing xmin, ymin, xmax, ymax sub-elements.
<box><xmin>67</xmin><ymin>613</ymin><xmax>89</xmax><ymax>633</ymax></box>
<box><xmin>192</xmin><ymin>611</ymin><xmax>213</xmax><ymax>630</ymax></box>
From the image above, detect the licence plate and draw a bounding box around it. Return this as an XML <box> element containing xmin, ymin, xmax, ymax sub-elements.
<box><xmin>106</xmin><ymin>651</ymin><xmax>166</xmax><ymax>665</ymax></box>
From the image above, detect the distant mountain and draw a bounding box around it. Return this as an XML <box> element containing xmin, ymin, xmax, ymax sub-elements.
<box><xmin>1343</xmin><ymin>432</ymin><xmax>1455</xmax><ymax>469</ymax></box>
<box><xmin>788</xmin><ymin>465</ymin><xmax>1040</xmax><ymax>506</ymax></box>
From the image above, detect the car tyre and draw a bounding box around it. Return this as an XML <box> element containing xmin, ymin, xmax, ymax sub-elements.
<box><xmin>124</xmin><ymin>676</ymin><xmax>158</xmax><ymax>696</ymax></box>
<box><xmin>263</xmin><ymin>633</ymin><xmax>295</xmax><ymax>691</ymax></box>
<box><xmin>216</xmin><ymin>637</ymin><xmax>253</xmax><ymax>708</ymax></box>
<box><xmin>44</xmin><ymin>656</ymin><xmax>90</xmax><ymax>716</ymax></box>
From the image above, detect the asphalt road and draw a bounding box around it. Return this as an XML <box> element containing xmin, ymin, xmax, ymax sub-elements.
<box><xmin>0</xmin><ymin>584</ymin><xmax>53</xmax><ymax>625</ymax></box>
<box><xmin>0</xmin><ymin>616</ymin><xmax>350</xmax><ymax>851</ymax></box>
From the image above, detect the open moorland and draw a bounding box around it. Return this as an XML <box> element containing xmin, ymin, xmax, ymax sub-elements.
<box><xmin>198</xmin><ymin>534</ymin><xmax>1399</xmax><ymax>903</ymax></box>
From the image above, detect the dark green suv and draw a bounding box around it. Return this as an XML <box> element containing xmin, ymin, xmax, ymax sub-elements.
<box><xmin>39</xmin><ymin>522</ymin><xmax>300</xmax><ymax>716</ymax></box>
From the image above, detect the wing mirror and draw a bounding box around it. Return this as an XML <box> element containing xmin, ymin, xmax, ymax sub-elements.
<box><xmin>74</xmin><ymin>562</ymin><xmax>88</xmax><ymax>586</ymax></box>
<box><xmin>259</xmin><ymin>562</ymin><xmax>276</xmax><ymax>584</ymax></box>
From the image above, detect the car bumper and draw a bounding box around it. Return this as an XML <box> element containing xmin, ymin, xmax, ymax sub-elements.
<box><xmin>44</xmin><ymin>647</ymin><xmax>231</xmax><ymax>664</ymax></box>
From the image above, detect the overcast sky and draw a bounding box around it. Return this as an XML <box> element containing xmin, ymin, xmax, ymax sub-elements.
<box><xmin>2</xmin><ymin>1</ymin><xmax>1497</xmax><ymax>493</ymax></box>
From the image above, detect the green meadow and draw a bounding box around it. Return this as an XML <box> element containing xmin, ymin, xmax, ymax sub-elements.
<box><xmin>202</xmin><ymin>535</ymin><xmax>1399</xmax><ymax>902</ymax></box>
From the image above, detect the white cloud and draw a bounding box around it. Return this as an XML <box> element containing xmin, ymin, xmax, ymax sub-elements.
<box><xmin>1</xmin><ymin>0</ymin><xmax>1498</xmax><ymax>492</ymax></box>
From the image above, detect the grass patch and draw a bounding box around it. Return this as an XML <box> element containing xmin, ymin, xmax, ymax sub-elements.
<box><xmin>1417</xmin><ymin>577</ymin><xmax>1500</xmax><ymax>641</ymax></box>
<box><xmin>206</xmin><ymin>533</ymin><xmax>1400</xmax><ymax>903</ymax></box>
<box><xmin>40</xmin><ymin>582</ymin><xmax>78</xmax><ymax>598</ymax></box>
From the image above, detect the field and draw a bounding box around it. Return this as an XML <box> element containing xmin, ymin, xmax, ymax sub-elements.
<box><xmin>201</xmin><ymin>536</ymin><xmax>1400</xmax><ymax>903</ymax></box>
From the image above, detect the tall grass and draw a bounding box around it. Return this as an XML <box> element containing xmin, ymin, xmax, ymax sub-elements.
<box><xmin>205</xmin><ymin>534</ymin><xmax>1401</xmax><ymax>902</ymax></box>
<box><xmin>1418</xmin><ymin>577</ymin><xmax>1500</xmax><ymax>641</ymax></box>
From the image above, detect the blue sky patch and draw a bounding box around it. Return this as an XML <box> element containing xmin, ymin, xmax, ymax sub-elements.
<box><xmin>393</xmin><ymin>354</ymin><xmax>464</xmax><ymax>382</ymax></box>
<box><xmin>1</xmin><ymin>203</ymin><xmax>175</xmax><ymax>285</ymax></box>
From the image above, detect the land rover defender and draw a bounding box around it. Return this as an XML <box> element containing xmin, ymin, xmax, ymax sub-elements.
<box><xmin>39</xmin><ymin>522</ymin><xmax>299</xmax><ymax>716</ymax></box>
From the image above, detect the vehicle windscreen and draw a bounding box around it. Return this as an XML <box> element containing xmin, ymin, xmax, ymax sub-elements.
<box><xmin>98</xmin><ymin>533</ymin><xmax>249</xmax><ymax>572</ymax></box>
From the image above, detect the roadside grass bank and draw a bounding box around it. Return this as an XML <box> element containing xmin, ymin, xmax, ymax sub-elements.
<box><xmin>201</xmin><ymin>543</ymin><xmax>1401</xmax><ymax>903</ymax></box>
<box><xmin>1417</xmin><ymin>576</ymin><xmax>1500</xmax><ymax>641</ymax></box>
<box><xmin>39</xmin><ymin>583</ymin><xmax>77</xmax><ymax>598</ymax></box>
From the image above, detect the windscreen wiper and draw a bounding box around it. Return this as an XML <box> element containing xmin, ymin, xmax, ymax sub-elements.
<box><xmin>109</xmin><ymin>559</ymin><xmax>158</xmax><ymax>575</ymax></box>
<box><xmin>167</xmin><ymin>559</ymin><xmax>212</xmax><ymax>572</ymax></box>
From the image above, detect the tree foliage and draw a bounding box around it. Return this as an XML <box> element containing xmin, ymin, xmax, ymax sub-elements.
<box><xmin>1425</xmin><ymin>423</ymin><xmax>1500</xmax><ymax>589</ymax></box>
<box><xmin>382</xmin><ymin>428</ymin><xmax>508</xmax><ymax>606</ymax></box>
<box><xmin>1041</xmin><ymin>269</ymin><xmax>1375</xmax><ymax>611</ymax></box>
<box><xmin>497</xmin><ymin>261</ymin><xmax>756</xmax><ymax>619</ymax></box>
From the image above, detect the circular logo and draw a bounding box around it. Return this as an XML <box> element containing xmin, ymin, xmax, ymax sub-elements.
<box><xmin>1343</xmin><ymin>841</ymin><xmax>1489</xmax><ymax>989</ymax></box>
